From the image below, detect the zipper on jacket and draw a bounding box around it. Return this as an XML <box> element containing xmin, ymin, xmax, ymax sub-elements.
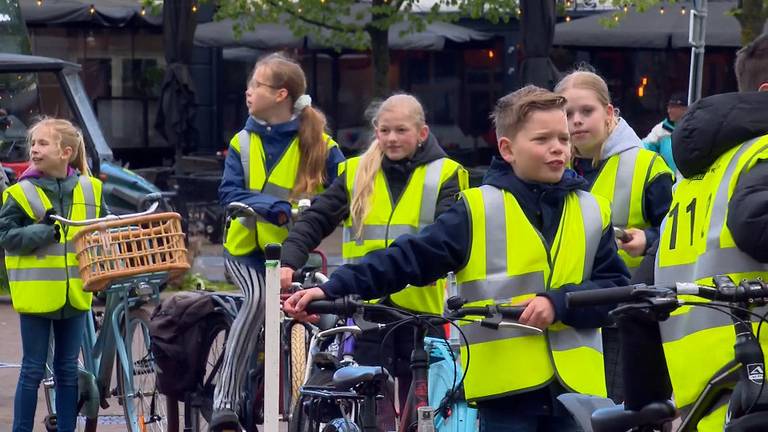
<box><xmin>58</xmin><ymin>179</ymin><xmax>71</xmax><ymax>314</ymax></box>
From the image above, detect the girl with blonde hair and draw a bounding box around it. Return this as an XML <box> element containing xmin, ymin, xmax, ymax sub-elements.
<box><xmin>0</xmin><ymin>117</ymin><xmax>106</xmax><ymax>432</ymax></box>
<box><xmin>279</xmin><ymin>93</ymin><xmax>468</xmax><ymax>425</ymax></box>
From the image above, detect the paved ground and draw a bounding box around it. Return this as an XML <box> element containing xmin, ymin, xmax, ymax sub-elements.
<box><xmin>0</xmin><ymin>229</ymin><xmax>343</xmax><ymax>430</ymax></box>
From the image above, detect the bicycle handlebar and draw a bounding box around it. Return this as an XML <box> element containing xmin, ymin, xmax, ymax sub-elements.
<box><xmin>226</xmin><ymin>198</ymin><xmax>311</xmax><ymax>219</ymax></box>
<box><xmin>566</xmin><ymin>277</ymin><xmax>768</xmax><ymax>309</ymax></box>
<box><xmin>49</xmin><ymin>193</ymin><xmax>163</xmax><ymax>226</ymax></box>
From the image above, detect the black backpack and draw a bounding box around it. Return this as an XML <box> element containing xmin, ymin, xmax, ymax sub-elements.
<box><xmin>149</xmin><ymin>291</ymin><xmax>230</xmax><ymax>399</ymax></box>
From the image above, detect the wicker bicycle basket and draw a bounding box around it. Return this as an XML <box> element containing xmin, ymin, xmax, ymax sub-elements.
<box><xmin>72</xmin><ymin>212</ymin><xmax>190</xmax><ymax>292</ymax></box>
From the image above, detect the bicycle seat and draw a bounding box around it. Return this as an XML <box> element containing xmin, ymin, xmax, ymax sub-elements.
<box><xmin>591</xmin><ymin>401</ymin><xmax>676</xmax><ymax>432</ymax></box>
<box><xmin>332</xmin><ymin>366</ymin><xmax>390</xmax><ymax>390</ymax></box>
<box><xmin>725</xmin><ymin>411</ymin><xmax>768</xmax><ymax>431</ymax></box>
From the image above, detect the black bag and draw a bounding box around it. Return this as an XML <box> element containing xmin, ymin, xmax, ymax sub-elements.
<box><xmin>149</xmin><ymin>291</ymin><xmax>228</xmax><ymax>399</ymax></box>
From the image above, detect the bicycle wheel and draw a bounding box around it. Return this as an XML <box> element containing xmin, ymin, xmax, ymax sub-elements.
<box><xmin>186</xmin><ymin>317</ymin><xmax>231</xmax><ymax>431</ymax></box>
<box><xmin>290</xmin><ymin>322</ymin><xmax>309</xmax><ymax>413</ymax></box>
<box><xmin>117</xmin><ymin>307</ymin><xmax>170</xmax><ymax>432</ymax></box>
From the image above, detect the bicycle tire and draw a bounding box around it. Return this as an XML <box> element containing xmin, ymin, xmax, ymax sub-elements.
<box><xmin>117</xmin><ymin>307</ymin><xmax>171</xmax><ymax>432</ymax></box>
<box><xmin>187</xmin><ymin>317</ymin><xmax>231</xmax><ymax>431</ymax></box>
<box><xmin>290</xmin><ymin>322</ymin><xmax>309</xmax><ymax>413</ymax></box>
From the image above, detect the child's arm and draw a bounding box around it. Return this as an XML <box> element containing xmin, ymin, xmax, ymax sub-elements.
<box><xmin>539</xmin><ymin>224</ymin><xmax>631</xmax><ymax>329</ymax></box>
<box><xmin>0</xmin><ymin>196</ymin><xmax>58</xmax><ymax>254</ymax></box>
<box><xmin>320</xmin><ymin>200</ymin><xmax>471</xmax><ymax>300</ymax></box>
<box><xmin>323</xmin><ymin>145</ymin><xmax>346</xmax><ymax>187</ymax></box>
<box><xmin>218</xmin><ymin>141</ymin><xmax>291</xmax><ymax>226</ymax></box>
<box><xmin>281</xmin><ymin>173</ymin><xmax>350</xmax><ymax>270</ymax></box>
<box><xmin>727</xmin><ymin>160</ymin><xmax>768</xmax><ymax>262</ymax></box>
<box><xmin>434</xmin><ymin>166</ymin><xmax>468</xmax><ymax>218</ymax></box>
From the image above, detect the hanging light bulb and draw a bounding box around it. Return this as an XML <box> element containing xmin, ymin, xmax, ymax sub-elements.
<box><xmin>623</xmin><ymin>4</ymin><xmax>628</xmax><ymax>13</ymax></box>
<box><xmin>36</xmin><ymin>0</ymin><xmax>43</xmax><ymax>6</ymax></box>
<box><xmin>89</xmin><ymin>4</ymin><xmax>95</xmax><ymax>14</ymax></box>
<box><xmin>140</xmin><ymin>6</ymin><xmax>146</xmax><ymax>16</ymax></box>
<box><xmin>681</xmin><ymin>6</ymin><xmax>687</xmax><ymax>15</ymax></box>
<box><xmin>192</xmin><ymin>3</ymin><xmax>198</xmax><ymax>13</ymax></box>
<box><xmin>614</xmin><ymin>15</ymin><xmax>619</xmax><ymax>22</ymax></box>
<box><xmin>565</xmin><ymin>15</ymin><xmax>571</xmax><ymax>22</ymax></box>
<box><xmin>660</xmin><ymin>6</ymin><xmax>665</xmax><ymax>14</ymax></box>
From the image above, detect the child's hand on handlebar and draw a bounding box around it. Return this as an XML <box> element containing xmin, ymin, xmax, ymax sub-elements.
<box><xmin>283</xmin><ymin>287</ymin><xmax>326</xmax><ymax>322</ymax></box>
<box><xmin>280</xmin><ymin>266</ymin><xmax>295</xmax><ymax>291</ymax></box>
<box><xmin>517</xmin><ymin>296</ymin><xmax>555</xmax><ymax>330</ymax></box>
<box><xmin>617</xmin><ymin>227</ymin><xmax>646</xmax><ymax>257</ymax></box>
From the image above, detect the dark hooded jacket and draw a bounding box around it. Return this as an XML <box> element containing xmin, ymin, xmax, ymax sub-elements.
<box><xmin>319</xmin><ymin>157</ymin><xmax>630</xmax><ymax>411</ymax></box>
<box><xmin>280</xmin><ymin>133</ymin><xmax>462</xmax><ymax>270</ymax></box>
<box><xmin>672</xmin><ymin>91</ymin><xmax>768</xmax><ymax>262</ymax></box>
<box><xmin>321</xmin><ymin>157</ymin><xmax>630</xmax><ymax>326</ymax></box>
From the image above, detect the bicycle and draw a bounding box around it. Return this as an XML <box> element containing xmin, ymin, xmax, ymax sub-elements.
<box><xmin>42</xmin><ymin>193</ymin><xmax>189</xmax><ymax>431</ymax></box>
<box><xmin>288</xmin><ymin>294</ymin><xmax>532</xmax><ymax>431</ymax></box>
<box><xmin>561</xmin><ymin>275</ymin><xmax>768</xmax><ymax>432</ymax></box>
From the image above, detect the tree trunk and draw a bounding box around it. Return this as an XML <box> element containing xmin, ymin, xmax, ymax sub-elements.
<box><xmin>736</xmin><ymin>0</ymin><xmax>768</xmax><ymax>46</ymax></box>
<box><xmin>369</xmin><ymin>0</ymin><xmax>390</xmax><ymax>99</ymax></box>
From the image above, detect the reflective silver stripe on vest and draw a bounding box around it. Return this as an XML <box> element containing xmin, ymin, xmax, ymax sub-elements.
<box><xmin>656</xmin><ymin>138</ymin><xmax>768</xmax><ymax>285</ymax></box>
<box><xmin>419</xmin><ymin>159</ymin><xmax>445</xmax><ymax>227</ymax></box>
<box><xmin>262</xmin><ymin>182</ymin><xmax>292</xmax><ymax>200</ymax></box>
<box><xmin>548</xmin><ymin>326</ymin><xmax>603</xmax><ymax>352</ymax></box>
<box><xmin>238</xmin><ymin>130</ymin><xmax>251</xmax><ymax>188</ymax></box>
<box><xmin>481</xmin><ymin>185</ymin><xmax>508</xmax><ymax>281</ymax></box>
<box><xmin>459</xmin><ymin>272</ymin><xmax>545</xmax><ymax>304</ymax></box>
<box><xmin>8</xmin><ymin>266</ymin><xmax>81</xmax><ymax>281</ymax></box>
<box><xmin>576</xmin><ymin>191</ymin><xmax>603</xmax><ymax>279</ymax></box>
<box><xmin>343</xmin><ymin>159</ymin><xmax>447</xmax><ymax>248</ymax></box>
<box><xmin>5</xmin><ymin>241</ymin><xmax>77</xmax><ymax>257</ymax></box>
<box><xmin>78</xmin><ymin>175</ymin><xmax>97</xmax><ymax>219</ymax></box>
<box><xmin>609</xmin><ymin>148</ymin><xmax>639</xmax><ymax>228</ymax></box>
<box><xmin>19</xmin><ymin>180</ymin><xmax>47</xmax><ymax>221</ymax></box>
<box><xmin>660</xmin><ymin>307</ymin><xmax>734</xmax><ymax>343</ymax></box>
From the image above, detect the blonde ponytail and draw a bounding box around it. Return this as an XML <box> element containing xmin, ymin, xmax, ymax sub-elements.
<box><xmin>350</xmin><ymin>140</ymin><xmax>384</xmax><ymax>239</ymax></box>
<box><xmin>28</xmin><ymin>117</ymin><xmax>90</xmax><ymax>175</ymax></box>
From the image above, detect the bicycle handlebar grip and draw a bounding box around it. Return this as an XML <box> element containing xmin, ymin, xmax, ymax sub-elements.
<box><xmin>264</xmin><ymin>243</ymin><xmax>281</xmax><ymax>261</ymax></box>
<box><xmin>497</xmin><ymin>306</ymin><xmax>525</xmax><ymax>320</ymax></box>
<box><xmin>566</xmin><ymin>285</ymin><xmax>638</xmax><ymax>308</ymax></box>
<box><xmin>305</xmin><ymin>297</ymin><xmax>358</xmax><ymax>315</ymax></box>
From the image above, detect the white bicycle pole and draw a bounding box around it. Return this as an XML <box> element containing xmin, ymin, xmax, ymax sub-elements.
<box><xmin>264</xmin><ymin>243</ymin><xmax>282</xmax><ymax>431</ymax></box>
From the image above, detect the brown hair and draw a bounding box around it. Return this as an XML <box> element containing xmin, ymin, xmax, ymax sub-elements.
<box><xmin>735</xmin><ymin>33</ymin><xmax>768</xmax><ymax>92</ymax></box>
<box><xmin>28</xmin><ymin>117</ymin><xmax>90</xmax><ymax>175</ymax></box>
<box><xmin>253</xmin><ymin>53</ymin><xmax>328</xmax><ymax>198</ymax></box>
<box><xmin>491</xmin><ymin>85</ymin><xmax>567</xmax><ymax>140</ymax></box>
<box><xmin>554</xmin><ymin>69</ymin><xmax>617</xmax><ymax>165</ymax></box>
<box><xmin>350</xmin><ymin>94</ymin><xmax>426</xmax><ymax>238</ymax></box>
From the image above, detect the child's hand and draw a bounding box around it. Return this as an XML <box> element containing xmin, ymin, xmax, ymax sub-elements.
<box><xmin>617</xmin><ymin>228</ymin><xmax>646</xmax><ymax>257</ymax></box>
<box><xmin>517</xmin><ymin>296</ymin><xmax>555</xmax><ymax>330</ymax></box>
<box><xmin>41</xmin><ymin>208</ymin><xmax>57</xmax><ymax>225</ymax></box>
<box><xmin>282</xmin><ymin>287</ymin><xmax>325</xmax><ymax>322</ymax></box>
<box><xmin>280</xmin><ymin>266</ymin><xmax>295</xmax><ymax>291</ymax></box>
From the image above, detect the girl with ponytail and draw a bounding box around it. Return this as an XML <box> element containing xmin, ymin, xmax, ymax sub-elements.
<box><xmin>279</xmin><ymin>93</ymin><xmax>468</xmax><ymax>427</ymax></box>
<box><xmin>214</xmin><ymin>52</ymin><xmax>345</xmax><ymax>429</ymax></box>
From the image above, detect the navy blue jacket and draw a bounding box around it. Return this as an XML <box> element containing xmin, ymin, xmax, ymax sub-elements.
<box><xmin>219</xmin><ymin>116</ymin><xmax>346</xmax><ymax>269</ymax></box>
<box><xmin>322</xmin><ymin>157</ymin><xmax>630</xmax><ymax>328</ymax></box>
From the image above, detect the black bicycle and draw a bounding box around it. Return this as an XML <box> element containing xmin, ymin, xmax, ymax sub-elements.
<box><xmin>562</xmin><ymin>275</ymin><xmax>768</xmax><ymax>432</ymax></box>
<box><xmin>290</xmin><ymin>295</ymin><xmax>529</xmax><ymax>432</ymax></box>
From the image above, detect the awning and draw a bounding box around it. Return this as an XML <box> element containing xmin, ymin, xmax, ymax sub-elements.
<box><xmin>554</xmin><ymin>1</ymin><xmax>764</xmax><ymax>49</ymax></box>
<box><xmin>20</xmin><ymin>0</ymin><xmax>161</xmax><ymax>26</ymax></box>
<box><xmin>194</xmin><ymin>17</ymin><xmax>492</xmax><ymax>51</ymax></box>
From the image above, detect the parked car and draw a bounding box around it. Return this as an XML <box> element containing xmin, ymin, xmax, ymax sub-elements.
<box><xmin>0</xmin><ymin>53</ymin><xmax>170</xmax><ymax>214</ymax></box>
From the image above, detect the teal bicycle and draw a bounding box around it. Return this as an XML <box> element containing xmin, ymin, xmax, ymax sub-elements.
<box><xmin>42</xmin><ymin>194</ymin><xmax>189</xmax><ymax>431</ymax></box>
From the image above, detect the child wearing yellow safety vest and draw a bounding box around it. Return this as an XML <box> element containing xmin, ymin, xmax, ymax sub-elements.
<box><xmin>285</xmin><ymin>86</ymin><xmax>631</xmax><ymax>432</ymax></box>
<box><xmin>555</xmin><ymin>70</ymin><xmax>674</xmax><ymax>402</ymax></box>
<box><xmin>212</xmin><ymin>53</ymin><xmax>345</xmax><ymax>429</ymax></box>
<box><xmin>0</xmin><ymin>118</ymin><xmax>107</xmax><ymax>432</ymax></box>
<box><xmin>645</xmin><ymin>34</ymin><xmax>768</xmax><ymax>432</ymax></box>
<box><xmin>280</xmin><ymin>93</ymin><xmax>468</xmax><ymax>428</ymax></box>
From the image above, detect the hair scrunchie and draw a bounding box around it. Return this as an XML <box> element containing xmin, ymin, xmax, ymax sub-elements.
<box><xmin>294</xmin><ymin>94</ymin><xmax>312</xmax><ymax>112</ymax></box>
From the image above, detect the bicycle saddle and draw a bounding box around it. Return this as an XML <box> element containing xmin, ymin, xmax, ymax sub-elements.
<box><xmin>332</xmin><ymin>366</ymin><xmax>390</xmax><ymax>390</ymax></box>
<box><xmin>591</xmin><ymin>401</ymin><xmax>676</xmax><ymax>432</ymax></box>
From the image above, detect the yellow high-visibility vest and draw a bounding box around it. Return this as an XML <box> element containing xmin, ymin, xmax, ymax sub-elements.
<box><xmin>655</xmin><ymin>134</ymin><xmax>768</xmax><ymax>431</ymax></box>
<box><xmin>224</xmin><ymin>130</ymin><xmax>338</xmax><ymax>256</ymax></box>
<box><xmin>590</xmin><ymin>147</ymin><xmax>672</xmax><ymax>269</ymax></box>
<box><xmin>456</xmin><ymin>185</ymin><xmax>611</xmax><ymax>401</ymax></box>
<box><xmin>4</xmin><ymin>176</ymin><xmax>102</xmax><ymax>313</ymax></box>
<box><xmin>342</xmin><ymin>156</ymin><xmax>468</xmax><ymax>314</ymax></box>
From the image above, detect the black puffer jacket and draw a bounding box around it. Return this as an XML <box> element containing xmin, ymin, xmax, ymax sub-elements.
<box><xmin>672</xmin><ymin>91</ymin><xmax>768</xmax><ymax>262</ymax></box>
<box><xmin>280</xmin><ymin>133</ymin><xmax>463</xmax><ymax>270</ymax></box>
